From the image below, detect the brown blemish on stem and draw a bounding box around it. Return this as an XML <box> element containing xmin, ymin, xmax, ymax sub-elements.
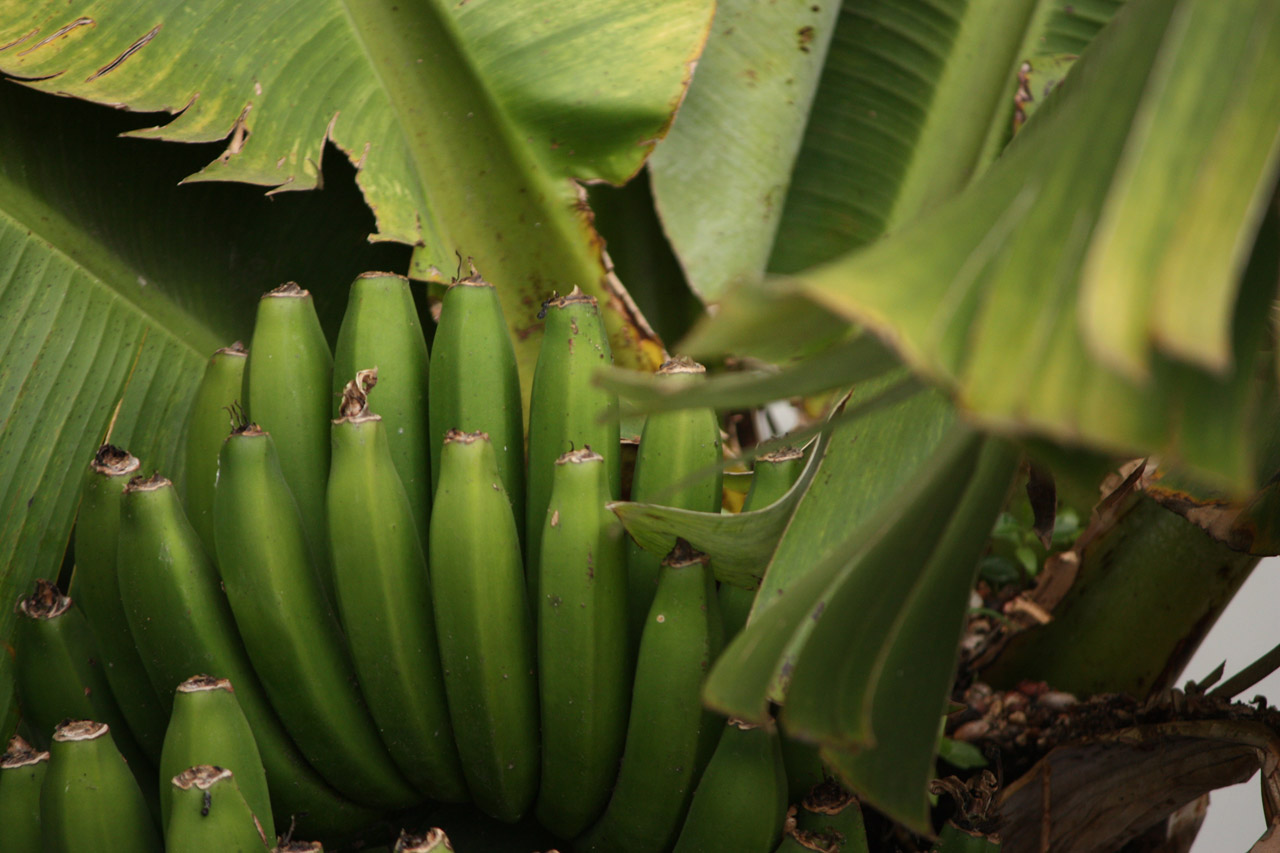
<box><xmin>52</xmin><ymin>719</ymin><xmax>109</xmax><ymax>742</ymax></box>
<box><xmin>177</xmin><ymin>675</ymin><xmax>233</xmax><ymax>694</ymax></box>
<box><xmin>657</xmin><ymin>356</ymin><xmax>705</xmax><ymax>376</ymax></box>
<box><xmin>443</xmin><ymin>429</ymin><xmax>489</xmax><ymax>445</ymax></box>
<box><xmin>91</xmin><ymin>443</ymin><xmax>140</xmax><ymax>478</ymax></box>
<box><xmin>395</xmin><ymin>827</ymin><xmax>454</xmax><ymax>852</ymax></box>
<box><xmin>356</xmin><ymin>271</ymin><xmax>410</xmax><ymax>283</ymax></box>
<box><xmin>124</xmin><ymin>472</ymin><xmax>171</xmax><ymax>493</ymax></box>
<box><xmin>87</xmin><ymin>24</ymin><xmax>160</xmax><ymax>81</ymax></box>
<box><xmin>336</xmin><ymin>369</ymin><xmax>380</xmax><ymax>421</ymax></box>
<box><xmin>1</xmin><ymin>736</ymin><xmax>49</xmax><ymax>769</ymax></box>
<box><xmin>759</xmin><ymin>445</ymin><xmax>804</xmax><ymax>463</ymax></box>
<box><xmin>557</xmin><ymin>447</ymin><xmax>603</xmax><ymax>465</ymax></box>
<box><xmin>265</xmin><ymin>282</ymin><xmax>307</xmax><ymax>298</ymax></box>
<box><xmin>662</xmin><ymin>538</ymin><xmax>708</xmax><ymax>569</ymax></box>
<box><xmin>172</xmin><ymin>765</ymin><xmax>234</xmax><ymax>791</ymax></box>
<box><xmin>18</xmin><ymin>578</ymin><xmax>71</xmax><ymax>619</ymax></box>
<box><xmin>544</xmin><ymin>286</ymin><xmax>595</xmax><ymax>311</ymax></box>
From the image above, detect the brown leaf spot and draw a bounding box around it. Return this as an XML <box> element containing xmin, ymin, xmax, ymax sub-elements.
<box><xmin>797</xmin><ymin>26</ymin><xmax>815</xmax><ymax>52</ymax></box>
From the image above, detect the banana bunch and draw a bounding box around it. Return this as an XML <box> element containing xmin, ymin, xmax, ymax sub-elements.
<box><xmin>5</xmin><ymin>270</ymin><xmax>826</xmax><ymax>852</ymax></box>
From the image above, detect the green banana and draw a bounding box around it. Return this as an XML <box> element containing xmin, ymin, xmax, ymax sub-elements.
<box><xmin>626</xmin><ymin>358</ymin><xmax>723</xmax><ymax>645</ymax></box>
<box><xmin>0</xmin><ymin>735</ymin><xmax>48</xmax><ymax>852</ymax></box>
<box><xmin>333</xmin><ymin>272</ymin><xmax>433</xmax><ymax>548</ymax></box>
<box><xmin>394</xmin><ymin>828</ymin><xmax>454</xmax><ymax>851</ymax></box>
<box><xmin>214</xmin><ymin>424</ymin><xmax>419</xmax><ymax>809</ymax></box>
<box><xmin>242</xmin><ymin>282</ymin><xmax>334</xmax><ymax>597</ymax></box>
<box><xmin>429</xmin><ymin>430</ymin><xmax>539</xmax><ymax>822</ymax></box>
<box><xmin>327</xmin><ymin>372</ymin><xmax>468</xmax><ymax>802</ymax></box>
<box><xmin>671</xmin><ymin>718</ymin><xmax>790</xmax><ymax>853</ymax></box>
<box><xmin>12</xmin><ymin>579</ymin><xmax>156</xmax><ymax>794</ymax></box>
<box><xmin>166</xmin><ymin>766</ymin><xmax>272</xmax><ymax>852</ymax></box>
<box><xmin>778</xmin><ymin>721</ymin><xmax>827</xmax><ymax>806</ymax></box>
<box><xmin>159</xmin><ymin>676</ymin><xmax>275</xmax><ymax>842</ymax></box>
<box><xmin>534</xmin><ymin>448</ymin><xmax>629</xmax><ymax>838</ymax></box>
<box><xmin>117</xmin><ymin>472</ymin><xmax>380</xmax><ymax>840</ymax></box>
<box><xmin>720</xmin><ymin>447</ymin><xmax>806</xmax><ymax>639</ymax></box>
<box><xmin>40</xmin><ymin>720</ymin><xmax>161</xmax><ymax>853</ymax></box>
<box><xmin>70</xmin><ymin>444</ymin><xmax>168</xmax><ymax>760</ymax></box>
<box><xmin>184</xmin><ymin>342</ymin><xmax>249</xmax><ymax>553</ymax></box>
<box><xmin>428</xmin><ymin>273</ymin><xmax>525</xmax><ymax>542</ymax></box>
<box><xmin>525</xmin><ymin>288</ymin><xmax>620</xmax><ymax>595</ymax></box>
<box><xmin>578</xmin><ymin>541</ymin><xmax>725</xmax><ymax>853</ymax></box>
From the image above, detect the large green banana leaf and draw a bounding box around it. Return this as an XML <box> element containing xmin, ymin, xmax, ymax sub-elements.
<box><xmin>0</xmin><ymin>82</ymin><xmax>408</xmax><ymax>735</ymax></box>
<box><xmin>652</xmin><ymin>0</ymin><xmax>1124</xmax><ymax>301</ymax></box>
<box><xmin>683</xmin><ymin>0</ymin><xmax>1280</xmax><ymax>490</ymax></box>
<box><xmin>0</xmin><ymin>0</ymin><xmax>715</xmax><ymax>378</ymax></box>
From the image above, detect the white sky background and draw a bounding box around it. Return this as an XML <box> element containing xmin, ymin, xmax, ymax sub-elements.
<box><xmin>1184</xmin><ymin>556</ymin><xmax>1280</xmax><ymax>852</ymax></box>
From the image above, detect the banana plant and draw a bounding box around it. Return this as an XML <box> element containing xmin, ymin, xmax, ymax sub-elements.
<box><xmin>2</xmin><ymin>0</ymin><xmax>1280</xmax><ymax>849</ymax></box>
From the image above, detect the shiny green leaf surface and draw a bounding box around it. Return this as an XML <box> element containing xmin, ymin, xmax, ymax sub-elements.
<box><xmin>649</xmin><ymin>0</ymin><xmax>839</xmax><ymax>301</ymax></box>
<box><xmin>667</xmin><ymin>0</ymin><xmax>1126</xmax><ymax>292</ymax></box>
<box><xmin>793</xmin><ymin>0</ymin><xmax>1280</xmax><ymax>489</ymax></box>
<box><xmin>1</xmin><ymin>0</ymin><xmax>716</xmax><ymax>382</ymax></box>
<box><xmin>0</xmin><ymin>83</ymin><xmax>405</xmax><ymax>728</ymax></box>
<box><xmin>806</xmin><ymin>438</ymin><xmax>1017</xmax><ymax>832</ymax></box>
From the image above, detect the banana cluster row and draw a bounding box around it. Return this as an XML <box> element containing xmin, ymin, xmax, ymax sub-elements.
<box><xmin>3</xmin><ymin>270</ymin><xmax>864</xmax><ymax>851</ymax></box>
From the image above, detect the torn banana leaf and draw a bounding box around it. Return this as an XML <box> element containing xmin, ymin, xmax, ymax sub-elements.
<box><xmin>717</xmin><ymin>0</ymin><xmax>1280</xmax><ymax>491</ymax></box>
<box><xmin>608</xmin><ymin>371</ymin><xmax>925</xmax><ymax>586</ymax></box>
<box><xmin>704</xmin><ymin>423</ymin><xmax>1018</xmax><ymax>833</ymax></box>
<box><xmin>999</xmin><ymin>719</ymin><xmax>1280</xmax><ymax>852</ymax></box>
<box><xmin>608</xmin><ymin>437</ymin><xmax>822</xmax><ymax>590</ymax></box>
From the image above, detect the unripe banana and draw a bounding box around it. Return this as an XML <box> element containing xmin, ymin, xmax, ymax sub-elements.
<box><xmin>429</xmin><ymin>430</ymin><xmax>538</xmax><ymax>821</ymax></box>
<box><xmin>428</xmin><ymin>274</ymin><xmax>525</xmax><ymax>542</ymax></box>
<box><xmin>243</xmin><ymin>283</ymin><xmax>334</xmax><ymax>598</ymax></box>
<box><xmin>578</xmin><ymin>541</ymin><xmax>726</xmax><ymax>853</ymax></box>
<box><xmin>214</xmin><ymin>424</ymin><xmax>419</xmax><ymax>809</ymax></box>
<box><xmin>534</xmin><ymin>448</ymin><xmax>629</xmax><ymax>837</ymax></box>
<box><xmin>70</xmin><ymin>445</ymin><xmax>168</xmax><ymax>760</ymax></box>
<box><xmin>167</xmin><ymin>766</ymin><xmax>272</xmax><ymax>852</ymax></box>
<box><xmin>526</xmin><ymin>288</ymin><xmax>620</xmax><ymax>596</ymax></box>
<box><xmin>671</xmin><ymin>718</ymin><xmax>789</xmax><ymax>853</ymax></box>
<box><xmin>117</xmin><ymin>473</ymin><xmax>380</xmax><ymax>839</ymax></box>
<box><xmin>395</xmin><ymin>828</ymin><xmax>454</xmax><ymax>851</ymax></box>
<box><xmin>0</xmin><ymin>735</ymin><xmax>48</xmax><ymax>852</ymax></box>
<box><xmin>328</xmin><ymin>372</ymin><xmax>468</xmax><ymax>801</ymax></box>
<box><xmin>333</xmin><ymin>273</ymin><xmax>433</xmax><ymax>548</ymax></box>
<box><xmin>626</xmin><ymin>358</ymin><xmax>723</xmax><ymax>645</ymax></box>
<box><xmin>720</xmin><ymin>447</ymin><xmax>806</xmax><ymax>639</ymax></box>
<box><xmin>184</xmin><ymin>342</ymin><xmax>248</xmax><ymax>553</ymax></box>
<box><xmin>40</xmin><ymin>720</ymin><xmax>161</xmax><ymax>853</ymax></box>
<box><xmin>12</xmin><ymin>579</ymin><xmax>155</xmax><ymax>795</ymax></box>
<box><xmin>159</xmin><ymin>676</ymin><xmax>274</xmax><ymax>842</ymax></box>
<box><xmin>779</xmin><ymin>722</ymin><xmax>827</xmax><ymax>806</ymax></box>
